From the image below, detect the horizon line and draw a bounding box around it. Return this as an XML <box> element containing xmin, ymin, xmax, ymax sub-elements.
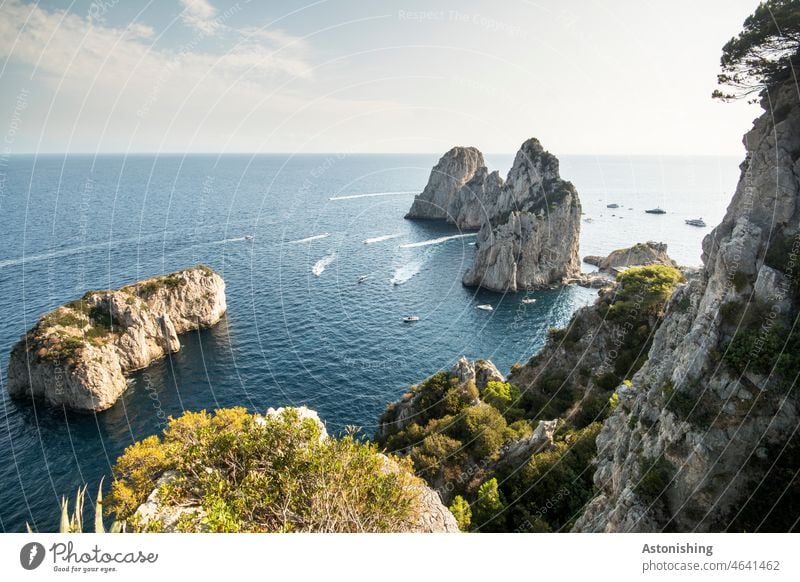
<box><xmin>5</xmin><ymin>151</ymin><xmax>744</xmax><ymax>158</ymax></box>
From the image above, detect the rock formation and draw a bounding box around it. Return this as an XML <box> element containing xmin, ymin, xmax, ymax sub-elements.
<box><xmin>377</xmin><ymin>356</ymin><xmax>504</xmax><ymax>440</ymax></box>
<box><xmin>407</xmin><ymin>138</ymin><xmax>581</xmax><ymax>291</ymax></box>
<box><xmin>463</xmin><ymin>139</ymin><xmax>581</xmax><ymax>291</ymax></box>
<box><xmin>574</xmin><ymin>84</ymin><xmax>800</xmax><ymax>532</ymax></box>
<box><xmin>583</xmin><ymin>241</ymin><xmax>676</xmax><ymax>272</ymax></box>
<box><xmin>7</xmin><ymin>266</ymin><xmax>226</xmax><ymax>412</ymax></box>
<box><xmin>405</xmin><ymin>146</ymin><xmax>493</xmax><ymax>228</ymax></box>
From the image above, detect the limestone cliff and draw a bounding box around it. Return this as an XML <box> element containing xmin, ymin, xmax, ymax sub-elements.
<box><xmin>7</xmin><ymin>266</ymin><xmax>226</xmax><ymax>412</ymax></box>
<box><xmin>462</xmin><ymin>138</ymin><xmax>582</xmax><ymax>291</ymax></box>
<box><xmin>574</xmin><ymin>84</ymin><xmax>800</xmax><ymax>532</ymax></box>
<box><xmin>405</xmin><ymin>146</ymin><xmax>491</xmax><ymax>227</ymax></box>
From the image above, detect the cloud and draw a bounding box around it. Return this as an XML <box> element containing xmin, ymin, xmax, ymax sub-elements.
<box><xmin>0</xmin><ymin>0</ymin><xmax>313</xmax><ymax>87</ymax></box>
<box><xmin>179</xmin><ymin>0</ymin><xmax>220</xmax><ymax>35</ymax></box>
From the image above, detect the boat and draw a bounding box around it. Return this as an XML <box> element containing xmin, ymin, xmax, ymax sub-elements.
<box><xmin>402</xmin><ymin>315</ymin><xmax>420</xmax><ymax>322</ymax></box>
<box><xmin>521</xmin><ymin>298</ymin><xmax>537</xmax><ymax>304</ymax></box>
<box><xmin>685</xmin><ymin>218</ymin><xmax>707</xmax><ymax>227</ymax></box>
<box><xmin>244</xmin><ymin>234</ymin><xmax>254</xmax><ymax>240</ymax></box>
<box><xmin>357</xmin><ymin>275</ymin><xmax>369</xmax><ymax>283</ymax></box>
<box><xmin>583</xmin><ymin>217</ymin><xmax>593</xmax><ymax>223</ymax></box>
<box><xmin>606</xmin><ymin>203</ymin><xmax>619</xmax><ymax>208</ymax></box>
<box><xmin>476</xmin><ymin>304</ymin><xmax>493</xmax><ymax>311</ymax></box>
<box><xmin>645</xmin><ymin>207</ymin><xmax>666</xmax><ymax>214</ymax></box>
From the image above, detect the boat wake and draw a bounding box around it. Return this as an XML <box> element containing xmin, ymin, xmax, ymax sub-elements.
<box><xmin>329</xmin><ymin>191</ymin><xmax>417</xmax><ymax>201</ymax></box>
<box><xmin>288</xmin><ymin>233</ymin><xmax>330</xmax><ymax>245</ymax></box>
<box><xmin>363</xmin><ymin>233</ymin><xmax>403</xmax><ymax>244</ymax></box>
<box><xmin>312</xmin><ymin>253</ymin><xmax>336</xmax><ymax>276</ymax></box>
<box><xmin>390</xmin><ymin>260</ymin><xmax>422</xmax><ymax>286</ymax></box>
<box><xmin>399</xmin><ymin>233</ymin><xmax>475</xmax><ymax>249</ymax></box>
<box><xmin>212</xmin><ymin>236</ymin><xmax>247</xmax><ymax>244</ymax></box>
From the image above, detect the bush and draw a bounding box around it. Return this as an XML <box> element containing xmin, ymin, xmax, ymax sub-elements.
<box><xmin>409</xmin><ymin>433</ymin><xmax>463</xmax><ymax>482</ymax></box>
<box><xmin>473</xmin><ymin>478</ymin><xmax>504</xmax><ymax>531</ymax></box>
<box><xmin>108</xmin><ymin>408</ymin><xmax>424</xmax><ymax>532</ymax></box>
<box><xmin>665</xmin><ymin>386</ymin><xmax>718</xmax><ymax>430</ymax></box>
<box><xmin>612</xmin><ymin>264</ymin><xmax>683</xmax><ymax>318</ymax></box>
<box><xmin>457</xmin><ymin>404</ymin><xmax>507</xmax><ymax>460</ymax></box>
<box><xmin>635</xmin><ymin>454</ymin><xmax>673</xmax><ymax>505</ymax></box>
<box><xmin>503</xmin><ymin>423</ymin><xmax>601</xmax><ymax>532</ymax></box>
<box><xmin>449</xmin><ymin>495</ymin><xmax>472</xmax><ymax>531</ymax></box>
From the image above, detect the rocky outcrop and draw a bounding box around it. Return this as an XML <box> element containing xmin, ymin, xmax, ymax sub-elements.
<box><xmin>583</xmin><ymin>241</ymin><xmax>676</xmax><ymax>272</ymax></box>
<box><xmin>407</xmin><ymin>139</ymin><xmax>581</xmax><ymax>291</ymax></box>
<box><xmin>135</xmin><ymin>406</ymin><xmax>458</xmax><ymax>533</ymax></box>
<box><xmin>462</xmin><ymin>138</ymin><xmax>581</xmax><ymax>291</ymax></box>
<box><xmin>378</xmin><ymin>357</ymin><xmax>504</xmax><ymax>439</ymax></box>
<box><xmin>405</xmin><ymin>146</ymin><xmax>491</xmax><ymax>227</ymax></box>
<box><xmin>7</xmin><ymin>266</ymin><xmax>226</xmax><ymax>412</ymax></box>
<box><xmin>574</xmin><ymin>84</ymin><xmax>800</xmax><ymax>532</ymax></box>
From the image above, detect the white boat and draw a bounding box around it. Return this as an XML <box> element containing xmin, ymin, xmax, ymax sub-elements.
<box><xmin>521</xmin><ymin>298</ymin><xmax>537</xmax><ymax>304</ymax></box>
<box><xmin>244</xmin><ymin>234</ymin><xmax>254</xmax><ymax>240</ymax></box>
<box><xmin>685</xmin><ymin>218</ymin><xmax>707</xmax><ymax>227</ymax></box>
<box><xmin>402</xmin><ymin>315</ymin><xmax>420</xmax><ymax>322</ymax></box>
<box><xmin>357</xmin><ymin>275</ymin><xmax>369</xmax><ymax>283</ymax></box>
<box><xmin>476</xmin><ymin>304</ymin><xmax>493</xmax><ymax>311</ymax></box>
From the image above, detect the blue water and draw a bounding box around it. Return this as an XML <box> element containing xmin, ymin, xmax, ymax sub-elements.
<box><xmin>0</xmin><ymin>153</ymin><xmax>739</xmax><ymax>532</ymax></box>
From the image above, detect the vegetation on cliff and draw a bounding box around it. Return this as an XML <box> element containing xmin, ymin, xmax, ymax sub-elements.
<box><xmin>376</xmin><ymin>264</ymin><xmax>684</xmax><ymax>532</ymax></box>
<box><xmin>714</xmin><ymin>0</ymin><xmax>800</xmax><ymax>101</ymax></box>
<box><xmin>107</xmin><ymin>408</ymin><xmax>427</xmax><ymax>532</ymax></box>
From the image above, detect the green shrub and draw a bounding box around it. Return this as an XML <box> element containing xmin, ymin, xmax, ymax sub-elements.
<box><xmin>665</xmin><ymin>386</ymin><xmax>718</xmax><ymax>430</ymax></box>
<box><xmin>109</xmin><ymin>408</ymin><xmax>424</xmax><ymax>532</ymax></box>
<box><xmin>635</xmin><ymin>454</ymin><xmax>673</xmax><ymax>505</ymax></box>
<box><xmin>611</xmin><ymin>264</ymin><xmax>683</xmax><ymax>318</ymax></box>
<box><xmin>457</xmin><ymin>404</ymin><xmax>507</xmax><ymax>460</ymax></box>
<box><xmin>473</xmin><ymin>478</ymin><xmax>504</xmax><ymax>531</ymax></box>
<box><xmin>449</xmin><ymin>495</ymin><xmax>472</xmax><ymax>531</ymax></box>
<box><xmin>503</xmin><ymin>423</ymin><xmax>601</xmax><ymax>532</ymax></box>
<box><xmin>410</xmin><ymin>433</ymin><xmax>463</xmax><ymax>482</ymax></box>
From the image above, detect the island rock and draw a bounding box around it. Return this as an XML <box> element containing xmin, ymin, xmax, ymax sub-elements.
<box><xmin>7</xmin><ymin>266</ymin><xmax>226</xmax><ymax>412</ymax></box>
<box><xmin>462</xmin><ymin>138</ymin><xmax>582</xmax><ymax>291</ymax></box>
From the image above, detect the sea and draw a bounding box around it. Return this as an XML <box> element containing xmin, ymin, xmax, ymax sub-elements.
<box><xmin>0</xmin><ymin>152</ymin><xmax>740</xmax><ymax>531</ymax></box>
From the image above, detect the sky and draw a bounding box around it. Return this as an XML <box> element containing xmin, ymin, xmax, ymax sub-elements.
<box><xmin>0</xmin><ymin>0</ymin><xmax>763</xmax><ymax>155</ymax></box>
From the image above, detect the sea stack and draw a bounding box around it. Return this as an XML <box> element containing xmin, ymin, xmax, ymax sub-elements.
<box><xmin>462</xmin><ymin>138</ymin><xmax>581</xmax><ymax>291</ymax></box>
<box><xmin>7</xmin><ymin>265</ymin><xmax>226</xmax><ymax>412</ymax></box>
<box><xmin>408</xmin><ymin>137</ymin><xmax>581</xmax><ymax>291</ymax></box>
<box><xmin>405</xmin><ymin>146</ymin><xmax>503</xmax><ymax>229</ymax></box>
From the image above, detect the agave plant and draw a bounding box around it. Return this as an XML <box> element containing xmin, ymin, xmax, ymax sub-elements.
<box><xmin>27</xmin><ymin>478</ymin><xmax>125</xmax><ymax>533</ymax></box>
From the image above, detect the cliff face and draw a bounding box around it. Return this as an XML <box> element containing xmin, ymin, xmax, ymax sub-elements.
<box><xmin>405</xmin><ymin>146</ymin><xmax>491</xmax><ymax>227</ymax></box>
<box><xmin>462</xmin><ymin>138</ymin><xmax>581</xmax><ymax>291</ymax></box>
<box><xmin>574</xmin><ymin>84</ymin><xmax>800</xmax><ymax>532</ymax></box>
<box><xmin>7</xmin><ymin>266</ymin><xmax>226</xmax><ymax>412</ymax></box>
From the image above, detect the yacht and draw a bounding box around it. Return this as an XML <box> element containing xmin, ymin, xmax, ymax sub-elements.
<box><xmin>476</xmin><ymin>304</ymin><xmax>493</xmax><ymax>311</ymax></box>
<box><xmin>685</xmin><ymin>218</ymin><xmax>707</xmax><ymax>227</ymax></box>
<box><xmin>402</xmin><ymin>315</ymin><xmax>420</xmax><ymax>322</ymax></box>
<box><xmin>645</xmin><ymin>207</ymin><xmax>666</xmax><ymax>214</ymax></box>
<box><xmin>244</xmin><ymin>234</ymin><xmax>254</xmax><ymax>240</ymax></box>
<box><xmin>521</xmin><ymin>297</ymin><xmax>537</xmax><ymax>304</ymax></box>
